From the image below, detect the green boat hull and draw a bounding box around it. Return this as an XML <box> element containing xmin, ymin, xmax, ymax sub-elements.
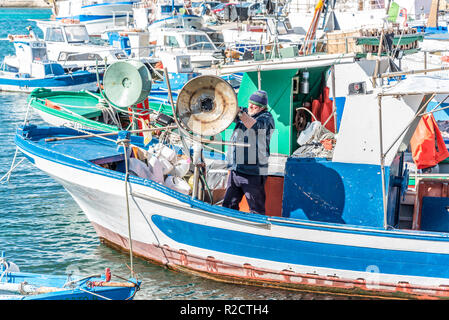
<box><xmin>28</xmin><ymin>88</ymin><xmax>173</xmax><ymax>133</ymax></box>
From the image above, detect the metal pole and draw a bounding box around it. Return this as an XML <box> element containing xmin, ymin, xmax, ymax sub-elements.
<box><xmin>378</xmin><ymin>65</ymin><xmax>449</xmax><ymax>79</ymax></box>
<box><xmin>382</xmin><ymin>93</ymin><xmax>436</xmax><ymax>157</ymax></box>
<box><xmin>372</xmin><ymin>29</ymin><xmax>385</xmax><ymax>88</ymax></box>
<box><xmin>121</xmin><ymin>141</ymin><xmax>134</xmax><ymax>277</ymax></box>
<box><xmin>331</xmin><ymin>64</ymin><xmax>337</xmax><ymax>133</ymax></box>
<box><xmin>377</xmin><ymin>95</ymin><xmax>388</xmax><ymax>229</ymax></box>
<box><xmin>424</xmin><ymin>51</ymin><xmax>427</xmax><ymax>74</ymax></box>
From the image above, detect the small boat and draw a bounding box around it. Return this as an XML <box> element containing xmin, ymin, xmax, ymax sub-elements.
<box><xmin>26</xmin><ymin>87</ymin><xmax>175</xmax><ymax>133</ymax></box>
<box><xmin>44</xmin><ymin>0</ymin><xmax>138</xmax><ymax>36</ymax></box>
<box><xmin>0</xmin><ymin>254</ymin><xmax>140</xmax><ymax>300</ymax></box>
<box><xmin>0</xmin><ymin>31</ymin><xmax>98</xmax><ymax>93</ymax></box>
<box><xmin>28</xmin><ymin>21</ymin><xmax>157</xmax><ymax>73</ymax></box>
<box><xmin>149</xmin><ymin>27</ymin><xmax>224</xmax><ymax>68</ymax></box>
<box><xmin>221</xmin><ymin>16</ymin><xmax>304</xmax><ymax>52</ymax></box>
<box><xmin>133</xmin><ymin>0</ymin><xmax>204</xmax><ymax>31</ymax></box>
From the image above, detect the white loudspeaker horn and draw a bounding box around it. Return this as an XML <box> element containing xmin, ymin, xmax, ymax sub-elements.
<box><xmin>102</xmin><ymin>60</ymin><xmax>152</xmax><ymax>107</ymax></box>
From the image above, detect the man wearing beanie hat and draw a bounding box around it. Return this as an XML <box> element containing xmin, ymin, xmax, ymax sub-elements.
<box><xmin>223</xmin><ymin>89</ymin><xmax>275</xmax><ymax>215</ymax></box>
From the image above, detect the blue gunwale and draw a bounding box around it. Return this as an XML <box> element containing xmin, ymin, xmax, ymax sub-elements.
<box><xmin>81</xmin><ymin>1</ymin><xmax>136</xmax><ymax>9</ymax></box>
<box><xmin>14</xmin><ymin>125</ymin><xmax>449</xmax><ymax>243</ymax></box>
<box><xmin>0</xmin><ymin>72</ymin><xmax>96</xmax><ymax>87</ymax></box>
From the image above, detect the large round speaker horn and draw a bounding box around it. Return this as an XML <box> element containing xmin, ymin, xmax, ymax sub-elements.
<box><xmin>176</xmin><ymin>75</ymin><xmax>238</xmax><ymax>136</ymax></box>
<box><xmin>103</xmin><ymin>60</ymin><xmax>152</xmax><ymax>107</ymax></box>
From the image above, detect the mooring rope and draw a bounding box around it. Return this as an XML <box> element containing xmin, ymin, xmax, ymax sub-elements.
<box><xmin>119</xmin><ymin>139</ymin><xmax>135</xmax><ymax>278</ymax></box>
<box><xmin>3</xmin><ymin>98</ymin><xmax>34</xmax><ymax>183</ymax></box>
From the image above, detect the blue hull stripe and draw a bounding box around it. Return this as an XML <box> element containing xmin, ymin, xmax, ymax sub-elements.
<box><xmin>56</xmin><ymin>15</ymin><xmax>129</xmax><ymax>22</ymax></box>
<box><xmin>0</xmin><ymin>73</ymin><xmax>96</xmax><ymax>88</ymax></box>
<box><xmin>152</xmin><ymin>215</ymin><xmax>449</xmax><ymax>279</ymax></box>
<box><xmin>81</xmin><ymin>1</ymin><xmax>135</xmax><ymax>9</ymax></box>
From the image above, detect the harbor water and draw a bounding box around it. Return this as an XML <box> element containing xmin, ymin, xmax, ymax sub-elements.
<box><xmin>0</xmin><ymin>8</ymin><xmax>348</xmax><ymax>300</ymax></box>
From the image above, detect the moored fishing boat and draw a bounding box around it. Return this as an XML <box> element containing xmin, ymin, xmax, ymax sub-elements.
<box><xmin>0</xmin><ymin>253</ymin><xmax>140</xmax><ymax>300</ymax></box>
<box><xmin>26</xmin><ymin>87</ymin><xmax>175</xmax><ymax>133</ymax></box>
<box><xmin>14</xmin><ymin>50</ymin><xmax>449</xmax><ymax>299</ymax></box>
<box><xmin>0</xmin><ymin>31</ymin><xmax>98</xmax><ymax>93</ymax></box>
<box><xmin>44</xmin><ymin>0</ymin><xmax>138</xmax><ymax>36</ymax></box>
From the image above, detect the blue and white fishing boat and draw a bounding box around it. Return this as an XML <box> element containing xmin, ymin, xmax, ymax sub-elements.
<box><xmin>46</xmin><ymin>0</ymin><xmax>138</xmax><ymax>36</ymax></box>
<box><xmin>32</xmin><ymin>20</ymin><xmax>130</xmax><ymax>72</ymax></box>
<box><xmin>148</xmin><ymin>27</ymin><xmax>223</xmax><ymax>68</ymax></box>
<box><xmin>0</xmin><ymin>31</ymin><xmax>98</xmax><ymax>93</ymax></box>
<box><xmin>14</xmin><ymin>52</ymin><xmax>449</xmax><ymax>299</ymax></box>
<box><xmin>0</xmin><ymin>253</ymin><xmax>140</xmax><ymax>300</ymax></box>
<box><xmin>132</xmin><ymin>0</ymin><xmax>203</xmax><ymax>31</ymax></box>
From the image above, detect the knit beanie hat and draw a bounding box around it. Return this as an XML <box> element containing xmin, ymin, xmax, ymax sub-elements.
<box><xmin>248</xmin><ymin>90</ymin><xmax>268</xmax><ymax>108</ymax></box>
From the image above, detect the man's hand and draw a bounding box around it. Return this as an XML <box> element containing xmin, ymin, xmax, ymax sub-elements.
<box><xmin>239</xmin><ymin>110</ymin><xmax>257</xmax><ymax>129</ymax></box>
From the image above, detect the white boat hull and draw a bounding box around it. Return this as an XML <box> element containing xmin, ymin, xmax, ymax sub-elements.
<box><xmin>15</xmin><ymin>144</ymin><xmax>449</xmax><ymax>298</ymax></box>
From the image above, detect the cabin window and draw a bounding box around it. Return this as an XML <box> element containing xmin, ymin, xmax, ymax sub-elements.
<box><xmin>161</xmin><ymin>5</ymin><xmax>183</xmax><ymax>13</ymax></box>
<box><xmin>46</xmin><ymin>27</ymin><xmax>64</xmax><ymax>42</ymax></box>
<box><xmin>115</xmin><ymin>52</ymin><xmax>127</xmax><ymax>59</ymax></box>
<box><xmin>183</xmin><ymin>35</ymin><xmax>215</xmax><ymax>50</ymax></box>
<box><xmin>164</xmin><ymin>36</ymin><xmax>180</xmax><ymax>48</ymax></box>
<box><xmin>44</xmin><ymin>63</ymin><xmax>65</xmax><ymax>76</ymax></box>
<box><xmin>32</xmin><ymin>48</ymin><xmax>48</xmax><ymax>61</ymax></box>
<box><xmin>58</xmin><ymin>52</ymin><xmax>102</xmax><ymax>61</ymax></box>
<box><xmin>64</xmin><ymin>26</ymin><xmax>89</xmax><ymax>43</ymax></box>
<box><xmin>1</xmin><ymin>64</ymin><xmax>18</xmax><ymax>73</ymax></box>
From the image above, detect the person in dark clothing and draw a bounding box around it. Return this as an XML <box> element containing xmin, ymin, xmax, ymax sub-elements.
<box><xmin>223</xmin><ymin>90</ymin><xmax>275</xmax><ymax>215</ymax></box>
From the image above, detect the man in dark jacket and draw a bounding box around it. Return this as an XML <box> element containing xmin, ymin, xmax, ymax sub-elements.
<box><xmin>223</xmin><ymin>90</ymin><xmax>275</xmax><ymax>215</ymax></box>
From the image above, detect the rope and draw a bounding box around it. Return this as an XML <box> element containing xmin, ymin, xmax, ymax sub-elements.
<box><xmin>3</xmin><ymin>98</ymin><xmax>34</xmax><ymax>183</ymax></box>
<box><xmin>0</xmin><ymin>159</ymin><xmax>25</xmax><ymax>184</ymax></box>
<box><xmin>0</xmin><ymin>260</ymin><xmax>9</xmax><ymax>282</ymax></box>
<box><xmin>112</xmin><ymin>273</ymin><xmax>140</xmax><ymax>300</ymax></box>
<box><xmin>120</xmin><ymin>141</ymin><xmax>134</xmax><ymax>278</ymax></box>
<box><xmin>292</xmin><ymin>122</ymin><xmax>335</xmax><ymax>158</ymax></box>
<box><xmin>295</xmin><ymin>106</ymin><xmax>318</xmax><ymax>122</ymax></box>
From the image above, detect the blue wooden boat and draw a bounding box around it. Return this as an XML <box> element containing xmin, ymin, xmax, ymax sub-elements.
<box><xmin>0</xmin><ymin>254</ymin><xmax>140</xmax><ymax>300</ymax></box>
<box><xmin>14</xmin><ymin>53</ymin><xmax>449</xmax><ymax>299</ymax></box>
<box><xmin>0</xmin><ymin>31</ymin><xmax>98</xmax><ymax>93</ymax></box>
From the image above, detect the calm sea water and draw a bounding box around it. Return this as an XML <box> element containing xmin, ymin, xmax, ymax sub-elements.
<box><xmin>0</xmin><ymin>8</ymin><xmax>348</xmax><ymax>301</ymax></box>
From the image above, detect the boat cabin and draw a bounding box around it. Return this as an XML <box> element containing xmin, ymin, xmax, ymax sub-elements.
<box><xmin>1</xmin><ymin>35</ymin><xmax>65</xmax><ymax>79</ymax></box>
<box><xmin>149</xmin><ymin>28</ymin><xmax>222</xmax><ymax>68</ymax></box>
<box><xmin>209</xmin><ymin>54</ymin><xmax>449</xmax><ymax>232</ymax></box>
<box><xmin>133</xmin><ymin>0</ymin><xmax>203</xmax><ymax>30</ymax></box>
<box><xmin>33</xmin><ymin>20</ymin><xmax>128</xmax><ymax>71</ymax></box>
